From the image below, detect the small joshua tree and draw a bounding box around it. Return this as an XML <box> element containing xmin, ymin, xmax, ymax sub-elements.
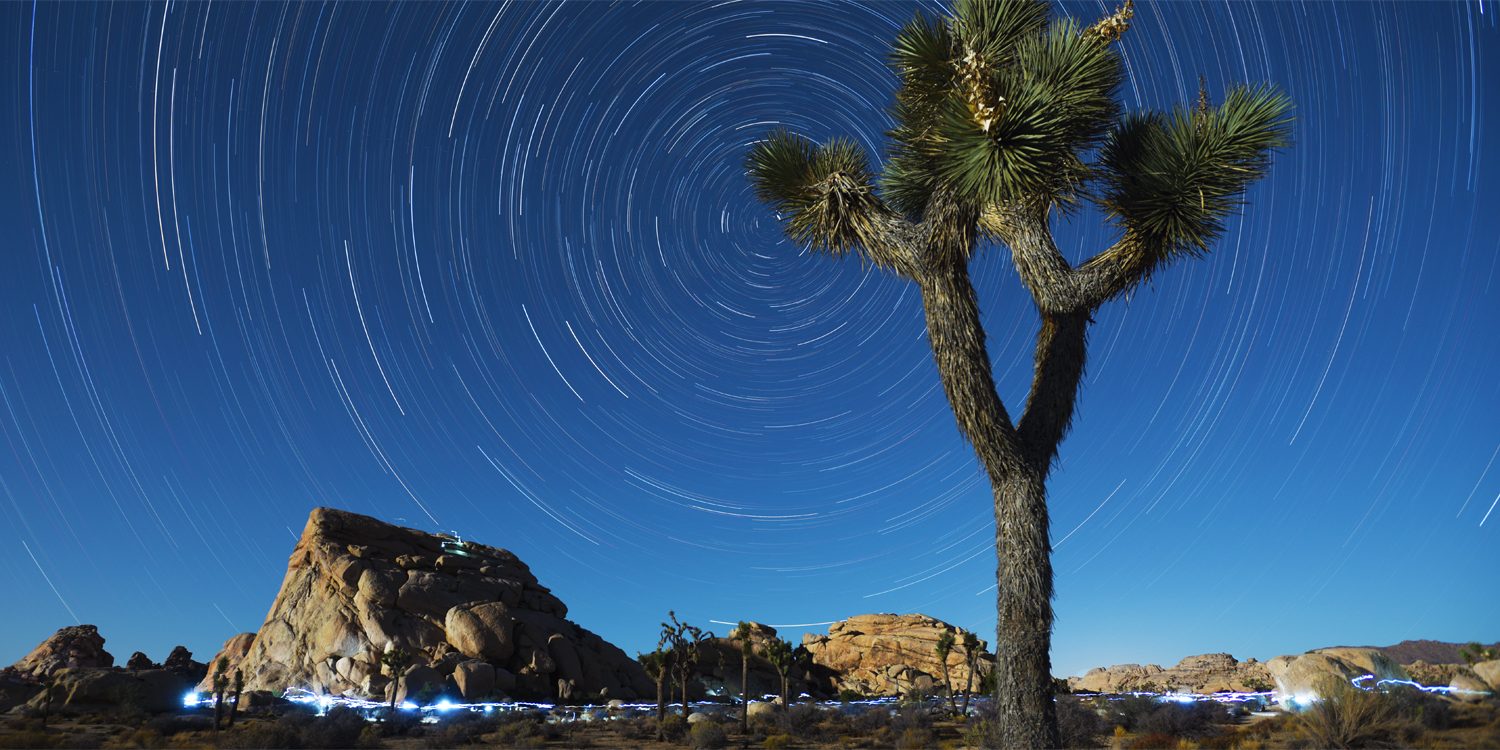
<box><xmin>225</xmin><ymin>668</ymin><xmax>244</xmax><ymax>728</ymax></box>
<box><xmin>210</xmin><ymin>658</ymin><xmax>228</xmax><ymax>730</ymax></box>
<box><xmin>762</xmin><ymin>638</ymin><xmax>794</xmax><ymax>710</ymax></box>
<box><xmin>639</xmin><ymin>647</ymin><xmax>670</xmax><ymax>739</ymax></box>
<box><xmin>936</xmin><ymin>630</ymin><xmax>958</xmax><ymax>715</ymax></box>
<box><xmin>380</xmin><ymin>646</ymin><xmax>414</xmax><ymax>719</ymax></box>
<box><xmin>734</xmin><ymin>621</ymin><xmax>755</xmax><ymax>733</ymax></box>
<box><xmin>745</xmin><ymin>1</ymin><xmax>1290</xmax><ymax>743</ymax></box>
<box><xmin>960</xmin><ymin>631</ymin><xmax>982</xmax><ymax>716</ymax></box>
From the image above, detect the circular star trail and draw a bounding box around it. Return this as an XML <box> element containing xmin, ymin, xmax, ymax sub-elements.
<box><xmin>1</xmin><ymin>1</ymin><xmax>1496</xmax><ymax>674</ymax></box>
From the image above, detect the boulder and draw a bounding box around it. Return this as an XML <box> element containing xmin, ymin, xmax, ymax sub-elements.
<box><xmin>1448</xmin><ymin>669</ymin><xmax>1491</xmax><ymax>702</ymax></box>
<box><xmin>396</xmin><ymin>664</ymin><xmax>445</xmax><ymax>704</ymax></box>
<box><xmin>747</xmin><ymin>701</ymin><xmax>778</xmax><ymax>718</ymax></box>
<box><xmin>162</xmin><ymin>645</ymin><xmax>205</xmax><ymax>677</ymax></box>
<box><xmin>801</xmin><ymin>614</ymin><xmax>992</xmax><ymax>697</ymax></box>
<box><xmin>445</xmin><ymin>603</ymin><xmax>516</xmax><ymax>661</ymax></box>
<box><xmin>223</xmin><ymin>507</ymin><xmax>647</xmax><ymax>701</ymax></box>
<box><xmin>9</xmin><ymin>625</ymin><xmax>114</xmax><ymax>679</ymax></box>
<box><xmin>1068</xmin><ymin>653</ymin><xmax>1272</xmax><ymax>694</ymax></box>
<box><xmin>126</xmin><ymin>652</ymin><xmax>156</xmax><ymax>672</ymax></box>
<box><xmin>1471</xmin><ymin>660</ymin><xmax>1500</xmax><ymax>691</ymax></box>
<box><xmin>453</xmin><ymin>660</ymin><xmax>495</xmax><ymax>700</ymax></box>
<box><xmin>1266</xmin><ymin>649</ymin><xmax>1408</xmax><ymax>700</ymax></box>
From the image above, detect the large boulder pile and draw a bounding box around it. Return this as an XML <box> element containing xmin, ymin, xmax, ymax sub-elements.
<box><xmin>227</xmin><ymin>507</ymin><xmax>650</xmax><ymax>702</ymax></box>
<box><xmin>800</xmin><ymin>614</ymin><xmax>992</xmax><ymax>697</ymax></box>
<box><xmin>9</xmin><ymin>625</ymin><xmax>114</xmax><ymax>679</ymax></box>
<box><xmin>1069</xmin><ymin>653</ymin><xmax>1273</xmax><ymax>694</ymax></box>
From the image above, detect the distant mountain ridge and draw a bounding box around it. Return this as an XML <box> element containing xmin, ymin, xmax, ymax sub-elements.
<box><xmin>1341</xmin><ymin>639</ymin><xmax>1500</xmax><ymax>665</ymax></box>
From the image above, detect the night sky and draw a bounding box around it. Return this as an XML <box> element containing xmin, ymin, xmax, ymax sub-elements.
<box><xmin>1</xmin><ymin>1</ymin><xmax>1496</xmax><ymax>679</ymax></box>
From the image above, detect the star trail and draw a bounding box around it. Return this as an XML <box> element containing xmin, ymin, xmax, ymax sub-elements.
<box><xmin>0</xmin><ymin>1</ymin><xmax>1496</xmax><ymax>678</ymax></box>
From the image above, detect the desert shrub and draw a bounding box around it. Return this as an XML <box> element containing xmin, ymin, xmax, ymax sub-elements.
<box><xmin>1292</xmin><ymin>678</ymin><xmax>1400</xmax><ymax>749</ymax></box>
<box><xmin>690</xmin><ymin>721</ymin><xmax>728</xmax><ymax>749</ymax></box>
<box><xmin>420</xmin><ymin>711</ymin><xmax>500</xmax><ymax>747</ymax></box>
<box><xmin>1384</xmin><ymin>685</ymin><xmax>1452</xmax><ymax>730</ymax></box>
<box><xmin>1108</xmin><ymin>697</ymin><xmax>1229</xmax><ymax>738</ymax></box>
<box><xmin>618</xmin><ymin>716</ymin><xmax>658</xmax><ymax>741</ymax></box>
<box><xmin>763</xmin><ymin>733</ymin><xmax>793</xmax><ymax>750</ymax></box>
<box><xmin>837</xmin><ymin>689</ymin><xmax>864</xmax><ymax>702</ymax></box>
<box><xmin>1056</xmin><ymin>696</ymin><xmax>1110</xmax><ymax>749</ymax></box>
<box><xmin>107</xmin><ymin>727</ymin><xmax>165</xmax><ymax>749</ymax></box>
<box><xmin>0</xmin><ymin>731</ymin><xmax>65</xmax><ymax>749</ymax></box>
<box><xmin>215</xmin><ymin>720</ymin><xmax>303</xmax><ymax>749</ymax></box>
<box><xmin>1124</xmin><ymin>731</ymin><xmax>1179</xmax><ymax>749</ymax></box>
<box><xmin>144</xmin><ymin>714</ymin><xmax>212</xmax><ymax>736</ymax></box>
<box><xmin>660</xmin><ymin>713</ymin><xmax>688</xmax><ymax>742</ymax></box>
<box><xmin>849</xmin><ymin>706</ymin><xmax>892</xmax><ymax>736</ymax></box>
<box><xmin>894</xmin><ymin>725</ymin><xmax>935</xmax><ymax>749</ymax></box>
<box><xmin>488</xmin><ymin>717</ymin><xmax>542</xmax><ymax>749</ymax></box>
<box><xmin>777</xmin><ymin>703</ymin><xmax>824</xmax><ymax>737</ymax></box>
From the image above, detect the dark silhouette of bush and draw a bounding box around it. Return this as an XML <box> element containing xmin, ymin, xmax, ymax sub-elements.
<box><xmin>1125</xmin><ymin>730</ymin><xmax>1180</xmax><ymax>749</ymax></box>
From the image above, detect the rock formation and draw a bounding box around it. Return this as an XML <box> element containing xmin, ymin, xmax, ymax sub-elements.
<box><xmin>800</xmin><ymin>614</ymin><xmax>992</xmax><ymax>697</ymax></box>
<box><xmin>195</xmin><ymin>633</ymin><xmax>257</xmax><ymax>692</ymax></box>
<box><xmin>226</xmin><ymin>507</ymin><xmax>650</xmax><ymax>701</ymax></box>
<box><xmin>8</xmin><ymin>625</ymin><xmax>114</xmax><ymax>679</ymax></box>
<box><xmin>693</xmin><ymin>622</ymin><xmax>811</xmax><ymax>699</ymax></box>
<box><xmin>1069</xmin><ymin>653</ymin><xmax>1274</xmax><ymax>694</ymax></box>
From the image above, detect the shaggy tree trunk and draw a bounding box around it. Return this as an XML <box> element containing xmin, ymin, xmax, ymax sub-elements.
<box><xmin>940</xmin><ymin>659</ymin><xmax>956</xmax><ymax>716</ymax></box>
<box><xmin>961</xmin><ymin>653</ymin><xmax>975</xmax><ymax>716</ymax></box>
<box><xmin>917</xmin><ymin>260</ymin><xmax>1062</xmax><ymax>748</ymax></box>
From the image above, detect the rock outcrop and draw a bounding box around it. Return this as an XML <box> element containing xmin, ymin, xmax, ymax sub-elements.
<box><xmin>9</xmin><ymin>625</ymin><xmax>114</xmax><ymax>679</ymax></box>
<box><xmin>1069</xmin><ymin>654</ymin><xmax>1273</xmax><ymax>694</ymax></box>
<box><xmin>227</xmin><ymin>507</ymin><xmax>650</xmax><ymax>701</ymax></box>
<box><xmin>1472</xmin><ymin>660</ymin><xmax>1500</xmax><ymax>692</ymax></box>
<box><xmin>195</xmin><ymin>633</ymin><xmax>257</xmax><ymax>692</ymax></box>
<box><xmin>800</xmin><ymin>614</ymin><xmax>992</xmax><ymax>697</ymax></box>
<box><xmin>23</xmin><ymin>668</ymin><xmax>195</xmax><ymax>715</ymax></box>
<box><xmin>693</xmin><ymin>622</ymin><xmax>811</xmax><ymax>699</ymax></box>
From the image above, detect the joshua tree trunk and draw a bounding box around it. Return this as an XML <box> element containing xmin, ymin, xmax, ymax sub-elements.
<box><xmin>916</xmin><ymin>258</ymin><xmax>1070</xmax><ymax>749</ymax></box>
<box><xmin>655</xmin><ymin>671</ymin><xmax>667</xmax><ymax>733</ymax></box>
<box><xmin>940</xmin><ymin>659</ymin><xmax>956</xmax><ymax>716</ymax></box>
<box><xmin>740</xmin><ymin>652</ymin><xmax>749</xmax><ymax>733</ymax></box>
<box><xmin>961</xmin><ymin>655</ymin><xmax>975</xmax><ymax>716</ymax></box>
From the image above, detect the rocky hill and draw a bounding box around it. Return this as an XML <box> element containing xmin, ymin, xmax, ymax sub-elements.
<box><xmin>801</xmin><ymin>613</ymin><xmax>993</xmax><ymax>697</ymax></box>
<box><xmin>222</xmin><ymin>507</ymin><xmax>651</xmax><ymax>702</ymax></box>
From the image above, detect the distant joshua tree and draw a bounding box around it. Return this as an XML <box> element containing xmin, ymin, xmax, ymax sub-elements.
<box><xmin>746</xmin><ymin>0</ymin><xmax>1290</xmax><ymax>744</ymax></box>
<box><xmin>935</xmin><ymin>630</ymin><xmax>957</xmax><ymax>715</ymax></box>
<box><xmin>379</xmin><ymin>646</ymin><xmax>414</xmax><ymax>719</ymax></box>
<box><xmin>762</xmin><ymin>637</ymin><xmax>794</xmax><ymax>710</ymax></box>
<box><xmin>734</xmin><ymin>621</ymin><xmax>755</xmax><ymax>733</ymax></box>
<box><xmin>661</xmin><ymin>611</ymin><xmax>713</xmax><ymax>720</ymax></box>
<box><xmin>210</xmin><ymin>658</ymin><xmax>228</xmax><ymax>730</ymax></box>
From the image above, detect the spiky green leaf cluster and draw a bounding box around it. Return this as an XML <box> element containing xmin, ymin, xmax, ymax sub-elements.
<box><xmin>1096</xmin><ymin>84</ymin><xmax>1292</xmax><ymax>254</ymax></box>
<box><xmin>746</xmin><ymin>130</ymin><xmax>883</xmax><ymax>256</ymax></box>
<box><xmin>883</xmin><ymin>0</ymin><xmax>1123</xmax><ymax>215</ymax></box>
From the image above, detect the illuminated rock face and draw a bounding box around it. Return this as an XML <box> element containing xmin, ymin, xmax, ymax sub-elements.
<box><xmin>1265</xmin><ymin>648</ymin><xmax>1409</xmax><ymax>699</ymax></box>
<box><xmin>231</xmin><ymin>507</ymin><xmax>650</xmax><ymax>701</ymax></box>
<box><xmin>800</xmin><ymin>614</ymin><xmax>993</xmax><ymax>697</ymax></box>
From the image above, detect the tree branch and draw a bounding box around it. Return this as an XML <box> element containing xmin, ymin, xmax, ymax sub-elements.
<box><xmin>1016</xmin><ymin>311</ymin><xmax>1090</xmax><ymax>472</ymax></box>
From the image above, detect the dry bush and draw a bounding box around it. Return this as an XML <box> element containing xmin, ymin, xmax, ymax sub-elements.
<box><xmin>1292</xmin><ymin>677</ymin><xmax>1401</xmax><ymax>749</ymax></box>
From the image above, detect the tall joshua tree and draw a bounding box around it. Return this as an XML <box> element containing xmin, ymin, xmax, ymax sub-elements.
<box><xmin>762</xmin><ymin>637</ymin><xmax>793</xmax><ymax>710</ymax></box>
<box><xmin>638</xmin><ymin>647</ymin><xmax>670</xmax><ymax>740</ymax></box>
<box><xmin>746</xmin><ymin>1</ymin><xmax>1290</xmax><ymax>745</ymax></box>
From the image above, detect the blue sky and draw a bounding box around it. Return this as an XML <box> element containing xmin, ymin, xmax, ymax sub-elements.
<box><xmin>0</xmin><ymin>1</ymin><xmax>1496</xmax><ymax>678</ymax></box>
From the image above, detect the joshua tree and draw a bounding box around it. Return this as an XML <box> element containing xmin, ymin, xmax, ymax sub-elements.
<box><xmin>661</xmin><ymin>611</ymin><xmax>712</xmax><ymax>720</ymax></box>
<box><xmin>225</xmin><ymin>668</ymin><xmax>244</xmax><ymax>728</ymax></box>
<box><xmin>639</xmin><ymin>646</ymin><xmax>670</xmax><ymax>739</ymax></box>
<box><xmin>746</xmin><ymin>0</ymin><xmax>1289</xmax><ymax>744</ymax></box>
<box><xmin>210</xmin><ymin>658</ymin><xmax>228</xmax><ymax>730</ymax></box>
<box><xmin>379</xmin><ymin>646</ymin><xmax>414</xmax><ymax>719</ymax></box>
<box><xmin>936</xmin><ymin>630</ymin><xmax>958</xmax><ymax>715</ymax></box>
<box><xmin>734</xmin><ymin>621</ymin><xmax>755</xmax><ymax>733</ymax></box>
<box><xmin>762</xmin><ymin>637</ymin><xmax>794</xmax><ymax>710</ymax></box>
<box><xmin>39</xmin><ymin>676</ymin><xmax>53</xmax><ymax>729</ymax></box>
<box><xmin>959</xmin><ymin>631</ymin><xmax>982</xmax><ymax>716</ymax></box>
